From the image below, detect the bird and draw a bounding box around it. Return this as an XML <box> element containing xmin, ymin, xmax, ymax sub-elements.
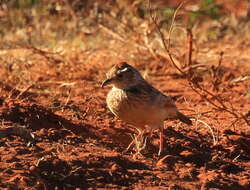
<box><xmin>101</xmin><ymin>62</ymin><xmax>192</xmax><ymax>155</ymax></box>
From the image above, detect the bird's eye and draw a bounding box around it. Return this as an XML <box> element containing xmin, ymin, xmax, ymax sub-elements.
<box><xmin>117</xmin><ymin>73</ymin><xmax>123</xmax><ymax>78</ymax></box>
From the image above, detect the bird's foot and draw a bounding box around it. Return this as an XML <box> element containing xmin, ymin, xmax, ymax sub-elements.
<box><xmin>123</xmin><ymin>133</ymin><xmax>148</xmax><ymax>155</ymax></box>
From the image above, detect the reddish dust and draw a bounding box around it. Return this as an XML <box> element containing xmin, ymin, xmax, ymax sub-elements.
<box><xmin>0</xmin><ymin>43</ymin><xmax>250</xmax><ymax>189</ymax></box>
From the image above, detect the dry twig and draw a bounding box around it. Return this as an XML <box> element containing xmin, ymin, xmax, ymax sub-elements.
<box><xmin>191</xmin><ymin>118</ymin><xmax>217</xmax><ymax>145</ymax></box>
<box><xmin>147</xmin><ymin>0</ymin><xmax>249</xmax><ymax>127</ymax></box>
<box><xmin>0</xmin><ymin>124</ymin><xmax>35</xmax><ymax>143</ymax></box>
<box><xmin>25</xmin><ymin>45</ymin><xmax>63</xmax><ymax>64</ymax></box>
<box><xmin>186</xmin><ymin>28</ymin><xmax>193</xmax><ymax>67</ymax></box>
<box><xmin>148</xmin><ymin>0</ymin><xmax>186</xmax><ymax>75</ymax></box>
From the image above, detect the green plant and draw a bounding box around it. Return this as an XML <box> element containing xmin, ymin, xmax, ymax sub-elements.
<box><xmin>188</xmin><ymin>0</ymin><xmax>222</xmax><ymax>27</ymax></box>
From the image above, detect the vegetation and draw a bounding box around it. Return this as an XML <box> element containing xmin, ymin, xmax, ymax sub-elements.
<box><xmin>0</xmin><ymin>0</ymin><xmax>249</xmax><ymax>189</ymax></box>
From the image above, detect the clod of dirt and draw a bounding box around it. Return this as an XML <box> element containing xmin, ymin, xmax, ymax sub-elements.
<box><xmin>179</xmin><ymin>150</ymin><xmax>209</xmax><ymax>166</ymax></box>
<box><xmin>219</xmin><ymin>162</ymin><xmax>243</xmax><ymax>174</ymax></box>
<box><xmin>110</xmin><ymin>163</ymin><xmax>122</xmax><ymax>172</ymax></box>
<box><xmin>29</xmin><ymin>165</ymin><xmax>39</xmax><ymax>173</ymax></box>
<box><xmin>36</xmin><ymin>156</ymin><xmax>71</xmax><ymax>181</ymax></box>
<box><xmin>0</xmin><ymin>125</ymin><xmax>35</xmax><ymax>144</ymax></box>
<box><xmin>156</xmin><ymin>155</ymin><xmax>180</xmax><ymax>169</ymax></box>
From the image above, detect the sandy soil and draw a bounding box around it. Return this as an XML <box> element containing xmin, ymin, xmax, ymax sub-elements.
<box><xmin>0</xmin><ymin>37</ymin><xmax>249</xmax><ymax>190</ymax></box>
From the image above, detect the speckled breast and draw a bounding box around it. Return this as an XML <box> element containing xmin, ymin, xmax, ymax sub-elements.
<box><xmin>106</xmin><ymin>88</ymin><xmax>129</xmax><ymax>117</ymax></box>
<box><xmin>106</xmin><ymin>87</ymin><xmax>164</xmax><ymax>127</ymax></box>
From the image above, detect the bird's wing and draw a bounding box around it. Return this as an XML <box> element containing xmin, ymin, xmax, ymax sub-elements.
<box><xmin>125</xmin><ymin>82</ymin><xmax>192</xmax><ymax>124</ymax></box>
<box><xmin>125</xmin><ymin>82</ymin><xmax>176</xmax><ymax>109</ymax></box>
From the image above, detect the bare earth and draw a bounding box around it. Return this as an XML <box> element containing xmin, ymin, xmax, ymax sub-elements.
<box><xmin>0</xmin><ymin>37</ymin><xmax>249</xmax><ymax>189</ymax></box>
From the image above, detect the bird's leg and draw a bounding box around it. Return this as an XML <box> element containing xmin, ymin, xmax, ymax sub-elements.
<box><xmin>125</xmin><ymin>128</ymin><xmax>145</xmax><ymax>153</ymax></box>
<box><xmin>158</xmin><ymin>127</ymin><xmax>164</xmax><ymax>156</ymax></box>
<box><xmin>125</xmin><ymin>135</ymin><xmax>135</xmax><ymax>152</ymax></box>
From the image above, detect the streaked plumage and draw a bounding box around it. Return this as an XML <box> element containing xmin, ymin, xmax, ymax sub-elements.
<box><xmin>102</xmin><ymin>62</ymin><xmax>192</xmax><ymax>155</ymax></box>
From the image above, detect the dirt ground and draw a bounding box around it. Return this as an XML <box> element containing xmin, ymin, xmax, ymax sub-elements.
<box><xmin>0</xmin><ymin>37</ymin><xmax>249</xmax><ymax>190</ymax></box>
<box><xmin>0</xmin><ymin>1</ymin><xmax>250</xmax><ymax>190</ymax></box>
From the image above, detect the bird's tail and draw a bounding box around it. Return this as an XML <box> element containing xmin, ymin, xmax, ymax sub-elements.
<box><xmin>177</xmin><ymin>111</ymin><xmax>192</xmax><ymax>125</ymax></box>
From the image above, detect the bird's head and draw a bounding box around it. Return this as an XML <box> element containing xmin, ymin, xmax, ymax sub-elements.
<box><xmin>101</xmin><ymin>62</ymin><xmax>143</xmax><ymax>89</ymax></box>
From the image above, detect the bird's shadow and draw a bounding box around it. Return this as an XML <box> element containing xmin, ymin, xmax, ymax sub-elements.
<box><xmin>136</xmin><ymin>126</ymin><xmax>214</xmax><ymax>165</ymax></box>
<box><xmin>0</xmin><ymin>101</ymin><xmax>98</xmax><ymax>141</ymax></box>
<box><xmin>0</xmin><ymin>98</ymin><xmax>137</xmax><ymax>152</ymax></box>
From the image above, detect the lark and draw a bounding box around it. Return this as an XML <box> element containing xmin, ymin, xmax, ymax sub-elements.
<box><xmin>101</xmin><ymin>62</ymin><xmax>192</xmax><ymax>155</ymax></box>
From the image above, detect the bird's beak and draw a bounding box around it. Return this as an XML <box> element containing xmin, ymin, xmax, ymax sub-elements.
<box><xmin>101</xmin><ymin>78</ymin><xmax>112</xmax><ymax>88</ymax></box>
